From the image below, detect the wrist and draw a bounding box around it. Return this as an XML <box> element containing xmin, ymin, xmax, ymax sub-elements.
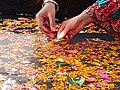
<box><xmin>42</xmin><ymin>0</ymin><xmax>59</xmax><ymax>12</ymax></box>
<box><xmin>44</xmin><ymin>2</ymin><xmax>55</xmax><ymax>8</ymax></box>
<box><xmin>78</xmin><ymin>10</ymin><xmax>94</xmax><ymax>26</ymax></box>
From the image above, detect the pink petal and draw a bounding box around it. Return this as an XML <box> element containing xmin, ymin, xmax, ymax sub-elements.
<box><xmin>14</xmin><ymin>51</ymin><xmax>20</xmax><ymax>55</ymax></box>
<box><xmin>115</xmin><ymin>58</ymin><xmax>120</xmax><ymax>60</ymax></box>
<box><xmin>64</xmin><ymin>55</ymin><xmax>72</xmax><ymax>59</ymax></box>
<box><xmin>10</xmin><ymin>26</ymin><xmax>16</xmax><ymax>28</ymax></box>
<box><xmin>12</xmin><ymin>84</ymin><xmax>24</xmax><ymax>89</ymax></box>
<box><xmin>53</xmin><ymin>46</ymin><xmax>62</xmax><ymax>50</ymax></box>
<box><xmin>95</xmin><ymin>52</ymin><xmax>101</xmax><ymax>55</ymax></box>
<box><xmin>26</xmin><ymin>29</ymin><xmax>31</xmax><ymax>32</ymax></box>
<box><xmin>60</xmin><ymin>69</ymin><xmax>65</xmax><ymax>73</ymax></box>
<box><xmin>97</xmin><ymin>69</ymin><xmax>107</xmax><ymax>73</ymax></box>
<box><xmin>57</xmin><ymin>52</ymin><xmax>64</xmax><ymax>55</ymax></box>
<box><xmin>66</xmin><ymin>50</ymin><xmax>78</xmax><ymax>54</ymax></box>
<box><xmin>100</xmin><ymin>73</ymin><xmax>109</xmax><ymax>79</ymax></box>
<box><xmin>27</xmin><ymin>71</ymin><xmax>35</xmax><ymax>76</ymax></box>
<box><xmin>95</xmin><ymin>83</ymin><xmax>102</xmax><ymax>88</ymax></box>
<box><xmin>90</xmin><ymin>52</ymin><xmax>101</xmax><ymax>59</ymax></box>
<box><xmin>116</xmin><ymin>68</ymin><xmax>120</xmax><ymax>70</ymax></box>
<box><xmin>86</xmin><ymin>76</ymin><xmax>96</xmax><ymax>82</ymax></box>
<box><xmin>90</xmin><ymin>54</ymin><xmax>97</xmax><ymax>59</ymax></box>
<box><xmin>79</xmin><ymin>48</ymin><xmax>84</xmax><ymax>50</ymax></box>
<box><xmin>18</xmin><ymin>17</ymin><xmax>28</xmax><ymax>21</ymax></box>
<box><xmin>31</xmin><ymin>87</ymin><xmax>39</xmax><ymax>90</ymax></box>
<box><xmin>89</xmin><ymin>77</ymin><xmax>96</xmax><ymax>82</ymax></box>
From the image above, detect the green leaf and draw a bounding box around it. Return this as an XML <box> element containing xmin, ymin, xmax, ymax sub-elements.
<box><xmin>117</xmin><ymin>85</ymin><xmax>120</xmax><ymax>89</ymax></box>
<box><xmin>56</xmin><ymin>61</ymin><xmax>70</xmax><ymax>67</ymax></box>
<box><xmin>74</xmin><ymin>76</ymin><xmax>85</xmax><ymax>85</ymax></box>
<box><xmin>67</xmin><ymin>76</ymin><xmax>77</xmax><ymax>86</ymax></box>
<box><xmin>67</xmin><ymin>76</ymin><xmax>85</xmax><ymax>86</ymax></box>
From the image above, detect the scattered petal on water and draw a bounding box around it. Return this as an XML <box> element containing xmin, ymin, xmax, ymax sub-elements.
<box><xmin>64</xmin><ymin>55</ymin><xmax>72</xmax><ymax>59</ymax></box>
<box><xmin>90</xmin><ymin>54</ymin><xmax>97</xmax><ymax>59</ymax></box>
<box><xmin>100</xmin><ymin>73</ymin><xmax>109</xmax><ymax>79</ymax></box>
<box><xmin>31</xmin><ymin>87</ymin><xmax>39</xmax><ymax>90</ymax></box>
<box><xmin>95</xmin><ymin>83</ymin><xmax>102</xmax><ymax>88</ymax></box>
<box><xmin>66</xmin><ymin>50</ymin><xmax>78</xmax><ymax>54</ymax></box>
<box><xmin>97</xmin><ymin>69</ymin><xmax>107</xmax><ymax>73</ymax></box>
<box><xmin>86</xmin><ymin>76</ymin><xmax>96</xmax><ymax>82</ymax></box>
<box><xmin>0</xmin><ymin>18</ymin><xmax>119</xmax><ymax>90</ymax></box>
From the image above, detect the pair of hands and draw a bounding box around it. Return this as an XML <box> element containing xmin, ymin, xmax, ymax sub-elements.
<box><xmin>36</xmin><ymin>3</ymin><xmax>93</xmax><ymax>39</ymax></box>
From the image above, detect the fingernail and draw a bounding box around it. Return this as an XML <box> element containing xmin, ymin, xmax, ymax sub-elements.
<box><xmin>57</xmin><ymin>31</ymin><xmax>64</xmax><ymax>39</ymax></box>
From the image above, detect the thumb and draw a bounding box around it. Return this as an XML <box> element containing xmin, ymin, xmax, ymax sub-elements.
<box><xmin>48</xmin><ymin>14</ymin><xmax>56</xmax><ymax>31</ymax></box>
<box><xmin>57</xmin><ymin>26</ymin><xmax>69</xmax><ymax>39</ymax></box>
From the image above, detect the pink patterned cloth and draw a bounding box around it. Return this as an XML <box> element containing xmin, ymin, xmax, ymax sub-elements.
<box><xmin>86</xmin><ymin>0</ymin><xmax>120</xmax><ymax>38</ymax></box>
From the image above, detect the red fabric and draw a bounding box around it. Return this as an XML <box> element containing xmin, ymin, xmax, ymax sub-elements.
<box><xmin>86</xmin><ymin>0</ymin><xmax>120</xmax><ymax>38</ymax></box>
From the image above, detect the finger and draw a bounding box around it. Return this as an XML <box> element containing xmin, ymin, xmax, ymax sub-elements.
<box><xmin>36</xmin><ymin>16</ymin><xmax>54</xmax><ymax>38</ymax></box>
<box><xmin>36</xmin><ymin>17</ymin><xmax>54</xmax><ymax>38</ymax></box>
<box><xmin>36</xmin><ymin>16</ymin><xmax>45</xmax><ymax>29</ymax></box>
<box><xmin>57</xmin><ymin>25</ymin><xmax>69</xmax><ymax>39</ymax></box>
<box><xmin>40</xmin><ymin>26</ymin><xmax>54</xmax><ymax>38</ymax></box>
<box><xmin>36</xmin><ymin>15</ymin><xmax>43</xmax><ymax>27</ymax></box>
<box><xmin>64</xmin><ymin>32</ymin><xmax>73</xmax><ymax>40</ymax></box>
<box><xmin>57</xmin><ymin>24</ymin><xmax>65</xmax><ymax>36</ymax></box>
<box><xmin>66</xmin><ymin>25</ymin><xmax>84</xmax><ymax>40</ymax></box>
<box><xmin>68</xmin><ymin>30</ymin><xmax>76</xmax><ymax>37</ymax></box>
<box><xmin>36</xmin><ymin>16</ymin><xmax>51</xmax><ymax>32</ymax></box>
<box><xmin>48</xmin><ymin>14</ymin><xmax>56</xmax><ymax>31</ymax></box>
<box><xmin>73</xmin><ymin>24</ymin><xmax>84</xmax><ymax>36</ymax></box>
<box><xmin>43</xmin><ymin>19</ymin><xmax>50</xmax><ymax>28</ymax></box>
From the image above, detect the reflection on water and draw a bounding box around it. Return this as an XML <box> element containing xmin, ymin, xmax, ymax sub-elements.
<box><xmin>0</xmin><ymin>30</ymin><xmax>41</xmax><ymax>89</ymax></box>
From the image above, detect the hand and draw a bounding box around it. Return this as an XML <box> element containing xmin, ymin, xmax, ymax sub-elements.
<box><xmin>57</xmin><ymin>10</ymin><xmax>94</xmax><ymax>39</ymax></box>
<box><xmin>36</xmin><ymin>3</ymin><xmax>56</xmax><ymax>38</ymax></box>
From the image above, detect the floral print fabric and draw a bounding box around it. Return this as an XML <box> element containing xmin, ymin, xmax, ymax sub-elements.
<box><xmin>86</xmin><ymin>0</ymin><xmax>120</xmax><ymax>37</ymax></box>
